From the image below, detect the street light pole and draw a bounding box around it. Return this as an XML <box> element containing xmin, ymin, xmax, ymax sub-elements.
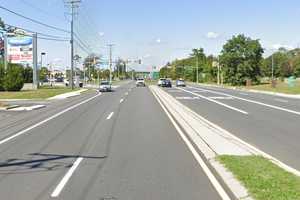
<box><xmin>40</xmin><ymin>52</ymin><xmax>46</xmax><ymax>69</ymax></box>
<box><xmin>108</xmin><ymin>44</ymin><xmax>114</xmax><ymax>83</ymax></box>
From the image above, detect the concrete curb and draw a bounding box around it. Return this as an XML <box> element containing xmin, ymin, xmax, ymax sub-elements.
<box><xmin>194</xmin><ymin>82</ymin><xmax>300</xmax><ymax>99</ymax></box>
<box><xmin>151</xmin><ymin>85</ymin><xmax>300</xmax><ymax>199</ymax></box>
<box><xmin>150</xmin><ymin>85</ymin><xmax>253</xmax><ymax>200</ymax></box>
<box><xmin>48</xmin><ymin>89</ymin><xmax>88</xmax><ymax>100</ymax></box>
<box><xmin>0</xmin><ymin>105</ymin><xmax>20</xmax><ymax>110</ymax></box>
<box><xmin>153</xmin><ymin>85</ymin><xmax>300</xmax><ymax>177</ymax></box>
<box><xmin>0</xmin><ymin>99</ymin><xmax>30</xmax><ymax>102</ymax></box>
<box><xmin>7</xmin><ymin>105</ymin><xmax>46</xmax><ymax>111</ymax></box>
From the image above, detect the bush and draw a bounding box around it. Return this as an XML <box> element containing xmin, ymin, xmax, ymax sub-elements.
<box><xmin>0</xmin><ymin>63</ymin><xmax>5</xmax><ymax>91</ymax></box>
<box><xmin>23</xmin><ymin>66</ymin><xmax>33</xmax><ymax>83</ymax></box>
<box><xmin>3</xmin><ymin>64</ymin><xmax>25</xmax><ymax>91</ymax></box>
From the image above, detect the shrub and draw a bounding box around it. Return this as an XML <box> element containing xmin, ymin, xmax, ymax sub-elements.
<box><xmin>0</xmin><ymin>63</ymin><xmax>5</xmax><ymax>91</ymax></box>
<box><xmin>3</xmin><ymin>64</ymin><xmax>24</xmax><ymax>91</ymax></box>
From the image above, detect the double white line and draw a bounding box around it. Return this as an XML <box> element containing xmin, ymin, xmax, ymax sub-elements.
<box><xmin>177</xmin><ymin>87</ymin><xmax>248</xmax><ymax>115</ymax></box>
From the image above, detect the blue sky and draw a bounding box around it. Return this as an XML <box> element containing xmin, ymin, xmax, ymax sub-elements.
<box><xmin>1</xmin><ymin>0</ymin><xmax>300</xmax><ymax>70</ymax></box>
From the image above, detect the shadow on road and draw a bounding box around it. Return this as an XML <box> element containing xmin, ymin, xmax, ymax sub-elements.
<box><xmin>0</xmin><ymin>153</ymin><xmax>106</xmax><ymax>174</ymax></box>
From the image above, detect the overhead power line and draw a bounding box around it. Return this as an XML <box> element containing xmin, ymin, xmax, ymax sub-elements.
<box><xmin>19</xmin><ymin>0</ymin><xmax>66</xmax><ymax>21</ymax></box>
<box><xmin>74</xmin><ymin>33</ymin><xmax>92</xmax><ymax>52</ymax></box>
<box><xmin>0</xmin><ymin>5</ymin><xmax>70</xmax><ymax>33</ymax></box>
<box><xmin>74</xmin><ymin>39</ymin><xmax>91</xmax><ymax>55</ymax></box>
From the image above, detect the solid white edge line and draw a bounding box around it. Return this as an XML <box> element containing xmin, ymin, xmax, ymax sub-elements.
<box><xmin>106</xmin><ymin>112</ymin><xmax>114</xmax><ymax>120</ymax></box>
<box><xmin>51</xmin><ymin>157</ymin><xmax>84</xmax><ymax>198</ymax></box>
<box><xmin>0</xmin><ymin>93</ymin><xmax>102</xmax><ymax>146</ymax></box>
<box><xmin>150</xmin><ymin>88</ymin><xmax>231</xmax><ymax>200</ymax></box>
<box><xmin>189</xmin><ymin>86</ymin><xmax>300</xmax><ymax>116</ymax></box>
<box><xmin>176</xmin><ymin>87</ymin><xmax>248</xmax><ymax>115</ymax></box>
<box><xmin>188</xmin><ymin>86</ymin><xmax>300</xmax><ymax>176</ymax></box>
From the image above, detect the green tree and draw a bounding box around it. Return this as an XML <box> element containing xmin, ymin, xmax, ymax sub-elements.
<box><xmin>23</xmin><ymin>66</ymin><xmax>33</xmax><ymax>83</ymax></box>
<box><xmin>83</xmin><ymin>54</ymin><xmax>101</xmax><ymax>81</ymax></box>
<box><xmin>102</xmin><ymin>69</ymin><xmax>110</xmax><ymax>80</ymax></box>
<box><xmin>4</xmin><ymin>64</ymin><xmax>24</xmax><ymax>91</ymax></box>
<box><xmin>39</xmin><ymin>67</ymin><xmax>49</xmax><ymax>82</ymax></box>
<box><xmin>191</xmin><ymin>48</ymin><xmax>206</xmax><ymax>82</ymax></box>
<box><xmin>220</xmin><ymin>34</ymin><xmax>264</xmax><ymax>85</ymax></box>
<box><xmin>263</xmin><ymin>49</ymin><xmax>294</xmax><ymax>79</ymax></box>
<box><xmin>115</xmin><ymin>58</ymin><xmax>127</xmax><ymax>79</ymax></box>
<box><xmin>0</xmin><ymin>63</ymin><xmax>5</xmax><ymax>91</ymax></box>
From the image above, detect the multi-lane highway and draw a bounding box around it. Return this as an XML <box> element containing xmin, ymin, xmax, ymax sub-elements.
<box><xmin>0</xmin><ymin>82</ymin><xmax>224</xmax><ymax>200</ymax></box>
<box><xmin>163</xmin><ymin>84</ymin><xmax>300</xmax><ymax>171</ymax></box>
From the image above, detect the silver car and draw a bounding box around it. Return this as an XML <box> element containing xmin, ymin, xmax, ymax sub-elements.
<box><xmin>99</xmin><ymin>81</ymin><xmax>112</xmax><ymax>92</ymax></box>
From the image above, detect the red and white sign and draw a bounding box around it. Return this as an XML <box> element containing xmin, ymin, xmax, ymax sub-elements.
<box><xmin>7</xmin><ymin>36</ymin><xmax>33</xmax><ymax>65</ymax></box>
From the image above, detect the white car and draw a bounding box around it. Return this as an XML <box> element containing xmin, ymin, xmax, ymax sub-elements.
<box><xmin>99</xmin><ymin>81</ymin><xmax>112</xmax><ymax>92</ymax></box>
<box><xmin>136</xmin><ymin>78</ymin><xmax>145</xmax><ymax>87</ymax></box>
<box><xmin>176</xmin><ymin>79</ymin><xmax>186</xmax><ymax>87</ymax></box>
<box><xmin>157</xmin><ymin>78</ymin><xmax>166</xmax><ymax>86</ymax></box>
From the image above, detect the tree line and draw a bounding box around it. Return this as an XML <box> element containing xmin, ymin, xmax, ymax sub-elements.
<box><xmin>160</xmin><ymin>34</ymin><xmax>300</xmax><ymax>86</ymax></box>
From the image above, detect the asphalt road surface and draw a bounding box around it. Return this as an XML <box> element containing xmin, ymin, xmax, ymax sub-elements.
<box><xmin>0</xmin><ymin>82</ymin><xmax>222</xmax><ymax>200</ymax></box>
<box><xmin>163</xmin><ymin>84</ymin><xmax>300</xmax><ymax>171</ymax></box>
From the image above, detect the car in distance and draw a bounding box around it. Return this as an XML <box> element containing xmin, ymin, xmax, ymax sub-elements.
<box><xmin>162</xmin><ymin>79</ymin><xmax>172</xmax><ymax>87</ymax></box>
<box><xmin>98</xmin><ymin>81</ymin><xmax>112</xmax><ymax>92</ymax></box>
<box><xmin>176</xmin><ymin>79</ymin><xmax>186</xmax><ymax>87</ymax></box>
<box><xmin>157</xmin><ymin>78</ymin><xmax>166</xmax><ymax>86</ymax></box>
<box><xmin>136</xmin><ymin>78</ymin><xmax>146</xmax><ymax>87</ymax></box>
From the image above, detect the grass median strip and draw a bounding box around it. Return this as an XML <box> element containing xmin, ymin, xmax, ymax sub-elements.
<box><xmin>248</xmin><ymin>81</ymin><xmax>300</xmax><ymax>95</ymax></box>
<box><xmin>218</xmin><ymin>155</ymin><xmax>300</xmax><ymax>200</ymax></box>
<box><xmin>0</xmin><ymin>87</ymin><xmax>79</xmax><ymax>100</ymax></box>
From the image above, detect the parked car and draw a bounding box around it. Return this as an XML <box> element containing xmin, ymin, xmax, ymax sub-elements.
<box><xmin>176</xmin><ymin>79</ymin><xmax>186</xmax><ymax>87</ymax></box>
<box><xmin>98</xmin><ymin>81</ymin><xmax>112</xmax><ymax>92</ymax></box>
<box><xmin>157</xmin><ymin>78</ymin><xmax>166</xmax><ymax>86</ymax></box>
<box><xmin>162</xmin><ymin>79</ymin><xmax>172</xmax><ymax>87</ymax></box>
<box><xmin>64</xmin><ymin>79</ymin><xmax>83</xmax><ymax>87</ymax></box>
<box><xmin>136</xmin><ymin>78</ymin><xmax>146</xmax><ymax>87</ymax></box>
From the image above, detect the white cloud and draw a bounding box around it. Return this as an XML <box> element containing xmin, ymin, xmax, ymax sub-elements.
<box><xmin>52</xmin><ymin>58</ymin><xmax>62</xmax><ymax>63</ymax></box>
<box><xmin>98</xmin><ymin>32</ymin><xmax>105</xmax><ymax>37</ymax></box>
<box><xmin>206</xmin><ymin>32</ymin><xmax>219</xmax><ymax>39</ymax></box>
<box><xmin>143</xmin><ymin>54</ymin><xmax>151</xmax><ymax>58</ymax></box>
<box><xmin>156</xmin><ymin>38</ymin><xmax>161</xmax><ymax>43</ymax></box>
<box><xmin>271</xmin><ymin>44</ymin><xmax>294</xmax><ymax>50</ymax></box>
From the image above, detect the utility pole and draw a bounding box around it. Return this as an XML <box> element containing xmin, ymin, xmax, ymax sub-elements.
<box><xmin>217</xmin><ymin>57</ymin><xmax>220</xmax><ymax>85</ymax></box>
<box><xmin>65</xmin><ymin>0</ymin><xmax>81</xmax><ymax>90</ymax></box>
<box><xmin>108</xmin><ymin>44</ymin><xmax>114</xmax><ymax>83</ymax></box>
<box><xmin>4</xmin><ymin>33</ymin><xmax>7</xmax><ymax>70</ymax></box>
<box><xmin>271</xmin><ymin>54</ymin><xmax>274</xmax><ymax>81</ymax></box>
<box><xmin>196</xmin><ymin>55</ymin><xmax>199</xmax><ymax>84</ymax></box>
<box><xmin>33</xmin><ymin>33</ymin><xmax>38</xmax><ymax>89</ymax></box>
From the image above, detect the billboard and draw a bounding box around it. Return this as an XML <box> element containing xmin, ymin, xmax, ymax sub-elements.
<box><xmin>7</xmin><ymin>36</ymin><xmax>33</xmax><ymax>65</ymax></box>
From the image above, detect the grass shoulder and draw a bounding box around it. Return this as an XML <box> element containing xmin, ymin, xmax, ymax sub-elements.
<box><xmin>0</xmin><ymin>86</ymin><xmax>80</xmax><ymax>100</ymax></box>
<box><xmin>247</xmin><ymin>81</ymin><xmax>300</xmax><ymax>94</ymax></box>
<box><xmin>218</xmin><ymin>155</ymin><xmax>300</xmax><ymax>200</ymax></box>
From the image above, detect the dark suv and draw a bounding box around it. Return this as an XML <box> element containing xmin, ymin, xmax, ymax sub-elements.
<box><xmin>162</xmin><ymin>79</ymin><xmax>172</xmax><ymax>87</ymax></box>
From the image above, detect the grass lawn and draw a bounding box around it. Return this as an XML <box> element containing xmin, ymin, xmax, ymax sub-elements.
<box><xmin>218</xmin><ymin>155</ymin><xmax>300</xmax><ymax>200</ymax></box>
<box><xmin>0</xmin><ymin>87</ymin><xmax>79</xmax><ymax>100</ymax></box>
<box><xmin>247</xmin><ymin>81</ymin><xmax>300</xmax><ymax>95</ymax></box>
